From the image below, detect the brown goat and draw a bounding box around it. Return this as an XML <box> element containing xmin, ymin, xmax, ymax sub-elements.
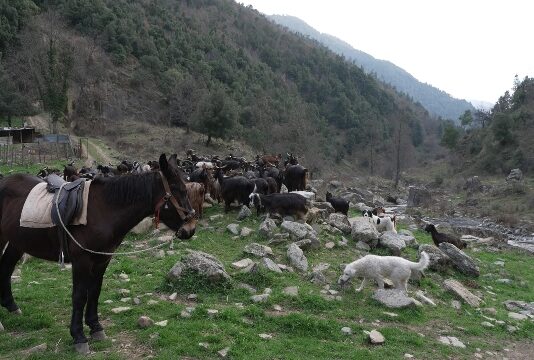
<box><xmin>186</xmin><ymin>182</ymin><xmax>205</xmax><ymax>219</ymax></box>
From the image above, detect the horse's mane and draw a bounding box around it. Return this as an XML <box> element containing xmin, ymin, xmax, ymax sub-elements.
<box><xmin>93</xmin><ymin>172</ymin><xmax>155</xmax><ymax>208</ymax></box>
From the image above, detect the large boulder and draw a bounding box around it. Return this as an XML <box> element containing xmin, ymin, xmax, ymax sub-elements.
<box><xmin>443</xmin><ymin>279</ymin><xmax>482</xmax><ymax>307</ymax></box>
<box><xmin>259</xmin><ymin>218</ymin><xmax>277</xmax><ymax>238</ymax></box>
<box><xmin>506</xmin><ymin>168</ymin><xmax>523</xmax><ymax>182</ymax></box>
<box><xmin>398</xmin><ymin>229</ymin><xmax>418</xmax><ymax>247</ymax></box>
<box><xmin>378</xmin><ymin>231</ymin><xmax>407</xmax><ymax>255</ymax></box>
<box><xmin>464</xmin><ymin>176</ymin><xmax>483</xmax><ymax>194</ymax></box>
<box><xmin>168</xmin><ymin>251</ymin><xmax>231</xmax><ymax>283</ymax></box>
<box><xmin>407</xmin><ymin>186</ymin><xmax>432</xmax><ymax>208</ymax></box>
<box><xmin>438</xmin><ymin>243</ymin><xmax>480</xmax><ymax>277</ymax></box>
<box><xmin>131</xmin><ymin>217</ymin><xmax>153</xmax><ymax>234</ymax></box>
<box><xmin>328</xmin><ymin>213</ymin><xmax>351</xmax><ymax>234</ymax></box>
<box><xmin>287</xmin><ymin>243</ymin><xmax>308</xmax><ymax>272</ymax></box>
<box><xmin>350</xmin><ymin>218</ymin><xmax>380</xmax><ymax>248</ymax></box>
<box><xmin>237</xmin><ymin>206</ymin><xmax>252</xmax><ymax>220</ymax></box>
<box><xmin>281</xmin><ymin>221</ymin><xmax>318</xmax><ymax>241</ymax></box>
<box><xmin>372</xmin><ymin>289</ymin><xmax>419</xmax><ymax>308</ymax></box>
<box><xmin>352</xmin><ymin>202</ymin><xmax>372</xmax><ymax>212</ymax></box>
<box><xmin>244</xmin><ymin>243</ymin><xmax>274</xmax><ymax>258</ymax></box>
<box><xmin>311</xmin><ymin>201</ymin><xmax>335</xmax><ymax>216</ymax></box>
<box><xmin>418</xmin><ymin>244</ymin><xmax>451</xmax><ymax>272</ymax></box>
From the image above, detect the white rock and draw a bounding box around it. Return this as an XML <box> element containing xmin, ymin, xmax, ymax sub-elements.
<box><xmin>111</xmin><ymin>307</ymin><xmax>131</xmax><ymax>314</ymax></box>
<box><xmin>438</xmin><ymin>336</ymin><xmax>466</xmax><ymax>348</ymax></box>
<box><xmin>218</xmin><ymin>347</ymin><xmax>230</xmax><ymax>358</ymax></box>
<box><xmin>258</xmin><ymin>333</ymin><xmax>273</xmax><ymax>340</ymax></box>
<box><xmin>508</xmin><ymin>312</ymin><xmax>528</xmax><ymax>321</ymax></box>
<box><xmin>368</xmin><ymin>330</ymin><xmax>385</xmax><ymax>344</ymax></box>
<box><xmin>207</xmin><ymin>309</ymin><xmax>219</xmax><ymax>316</ymax></box>
<box><xmin>283</xmin><ymin>286</ymin><xmax>299</xmax><ymax>297</ymax></box>
<box><xmin>232</xmin><ymin>258</ymin><xmax>255</xmax><ymax>269</ymax></box>
<box><xmin>138</xmin><ymin>316</ymin><xmax>154</xmax><ymax>328</ymax></box>
<box><xmin>155</xmin><ymin>320</ymin><xmax>168</xmax><ymax>327</ymax></box>
<box><xmin>168</xmin><ymin>292</ymin><xmax>178</xmax><ymax>301</ymax></box>
<box><xmin>341</xmin><ymin>327</ymin><xmax>352</xmax><ymax>335</ymax></box>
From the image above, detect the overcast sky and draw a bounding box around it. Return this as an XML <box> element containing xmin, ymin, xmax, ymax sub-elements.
<box><xmin>238</xmin><ymin>0</ymin><xmax>533</xmax><ymax>104</ymax></box>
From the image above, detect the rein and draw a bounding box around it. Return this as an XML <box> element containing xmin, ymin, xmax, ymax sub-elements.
<box><xmin>54</xmin><ymin>171</ymin><xmax>191</xmax><ymax>258</ymax></box>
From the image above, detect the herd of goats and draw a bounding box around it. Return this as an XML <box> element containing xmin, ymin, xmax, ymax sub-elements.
<box><xmin>34</xmin><ymin>151</ymin><xmax>334</xmax><ymax>219</ymax></box>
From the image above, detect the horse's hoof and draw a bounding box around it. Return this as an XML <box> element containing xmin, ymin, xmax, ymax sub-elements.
<box><xmin>74</xmin><ymin>342</ymin><xmax>90</xmax><ymax>355</ymax></box>
<box><xmin>91</xmin><ymin>330</ymin><xmax>106</xmax><ymax>341</ymax></box>
<box><xmin>10</xmin><ymin>308</ymin><xmax>22</xmax><ymax>315</ymax></box>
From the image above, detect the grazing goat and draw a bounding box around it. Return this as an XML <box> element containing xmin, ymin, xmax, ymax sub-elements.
<box><xmin>424</xmin><ymin>224</ymin><xmax>467</xmax><ymax>249</ymax></box>
<box><xmin>284</xmin><ymin>165</ymin><xmax>308</xmax><ymax>192</ymax></box>
<box><xmin>63</xmin><ymin>163</ymin><xmax>78</xmax><ymax>181</ymax></box>
<box><xmin>215</xmin><ymin>168</ymin><xmax>255</xmax><ymax>212</ymax></box>
<box><xmin>265</xmin><ymin>177</ymin><xmax>278</xmax><ymax>194</ymax></box>
<box><xmin>326</xmin><ymin>191</ymin><xmax>349</xmax><ymax>215</ymax></box>
<box><xmin>249</xmin><ymin>193</ymin><xmax>308</xmax><ymax>219</ymax></box>
<box><xmin>186</xmin><ymin>182</ymin><xmax>205</xmax><ymax>219</ymax></box>
<box><xmin>252</xmin><ymin>178</ymin><xmax>269</xmax><ymax>195</ymax></box>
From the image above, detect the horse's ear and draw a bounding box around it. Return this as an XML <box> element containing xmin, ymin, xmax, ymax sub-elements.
<box><xmin>159</xmin><ymin>154</ymin><xmax>168</xmax><ymax>172</ymax></box>
<box><xmin>168</xmin><ymin>154</ymin><xmax>178</xmax><ymax>167</ymax></box>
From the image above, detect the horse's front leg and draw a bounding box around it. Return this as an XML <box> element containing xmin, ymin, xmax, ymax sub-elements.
<box><xmin>85</xmin><ymin>258</ymin><xmax>111</xmax><ymax>340</ymax></box>
<box><xmin>0</xmin><ymin>244</ymin><xmax>23</xmax><ymax>313</ymax></box>
<box><xmin>70</xmin><ymin>260</ymin><xmax>91</xmax><ymax>354</ymax></box>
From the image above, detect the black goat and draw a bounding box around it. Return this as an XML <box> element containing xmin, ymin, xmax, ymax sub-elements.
<box><xmin>283</xmin><ymin>165</ymin><xmax>307</xmax><ymax>192</ymax></box>
<box><xmin>249</xmin><ymin>193</ymin><xmax>308</xmax><ymax>219</ymax></box>
<box><xmin>424</xmin><ymin>224</ymin><xmax>467</xmax><ymax>249</ymax></box>
<box><xmin>215</xmin><ymin>168</ymin><xmax>255</xmax><ymax>212</ymax></box>
<box><xmin>326</xmin><ymin>191</ymin><xmax>349</xmax><ymax>215</ymax></box>
<box><xmin>252</xmin><ymin>178</ymin><xmax>269</xmax><ymax>195</ymax></box>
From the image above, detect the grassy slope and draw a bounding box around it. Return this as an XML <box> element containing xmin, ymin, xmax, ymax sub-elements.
<box><xmin>0</xmin><ymin>204</ymin><xmax>533</xmax><ymax>359</ymax></box>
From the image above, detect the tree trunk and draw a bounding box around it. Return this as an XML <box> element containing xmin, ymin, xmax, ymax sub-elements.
<box><xmin>7</xmin><ymin>115</ymin><xmax>12</xmax><ymax>128</ymax></box>
<box><xmin>206</xmin><ymin>133</ymin><xmax>212</xmax><ymax>146</ymax></box>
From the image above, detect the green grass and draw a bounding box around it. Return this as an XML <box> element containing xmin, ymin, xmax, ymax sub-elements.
<box><xmin>1</xmin><ymin>204</ymin><xmax>533</xmax><ymax>359</ymax></box>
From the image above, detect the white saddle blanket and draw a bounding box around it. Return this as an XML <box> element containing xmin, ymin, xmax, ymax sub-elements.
<box><xmin>20</xmin><ymin>181</ymin><xmax>91</xmax><ymax>228</ymax></box>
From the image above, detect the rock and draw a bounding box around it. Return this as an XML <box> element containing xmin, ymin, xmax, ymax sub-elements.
<box><xmin>368</xmin><ymin>330</ymin><xmax>385</xmax><ymax>344</ymax></box>
<box><xmin>305</xmin><ymin>207</ymin><xmax>321</xmax><ymax>224</ymax></box>
<box><xmin>168</xmin><ymin>250</ymin><xmax>231</xmax><ymax>283</ymax></box>
<box><xmin>237</xmin><ymin>283</ymin><xmax>257</xmax><ymax>294</ymax></box>
<box><xmin>131</xmin><ymin>217</ymin><xmax>153</xmax><ymax>234</ymax></box>
<box><xmin>451</xmin><ymin>300</ymin><xmax>462</xmax><ymax>310</ymax></box>
<box><xmin>508</xmin><ymin>312</ymin><xmax>529</xmax><ymax>321</ymax></box>
<box><xmin>111</xmin><ymin>307</ymin><xmax>131</xmax><ymax>314</ymax></box>
<box><xmin>439</xmin><ymin>243</ymin><xmax>480</xmax><ymax>277</ymax></box>
<box><xmin>341</xmin><ymin>327</ymin><xmax>352</xmax><ymax>335</ymax></box>
<box><xmin>147</xmin><ymin>300</ymin><xmax>158</xmax><ymax>305</ymax></box>
<box><xmin>287</xmin><ymin>243</ymin><xmax>308</xmax><ymax>272</ymax></box>
<box><xmin>481</xmin><ymin>321</ymin><xmax>494</xmax><ymax>328</ymax></box>
<box><xmin>438</xmin><ymin>336</ymin><xmax>466</xmax><ymax>348</ymax></box>
<box><xmin>355</xmin><ymin>241</ymin><xmax>371</xmax><ymax>251</ymax></box>
<box><xmin>350</xmin><ymin>218</ymin><xmax>380</xmax><ymax>247</ymax></box>
<box><xmin>251</xmin><ymin>294</ymin><xmax>269</xmax><ymax>303</ymax></box>
<box><xmin>232</xmin><ymin>258</ymin><xmax>255</xmax><ymax>269</ymax></box>
<box><xmin>404</xmin><ymin>354</ymin><xmax>414</xmax><ymax>359</ymax></box>
<box><xmin>294</xmin><ymin>238</ymin><xmax>321</xmax><ymax>250</ymax></box>
<box><xmin>198</xmin><ymin>342</ymin><xmax>209</xmax><ymax>349</ymax></box>
<box><xmin>418</xmin><ymin>244</ymin><xmax>451</xmax><ymax>272</ymax></box>
<box><xmin>373</xmin><ymin>289</ymin><xmax>418</xmax><ymax>308</ymax></box>
<box><xmin>155</xmin><ymin>249</ymin><xmax>165</xmax><ymax>259</ymax></box>
<box><xmin>415</xmin><ymin>291</ymin><xmax>436</xmax><ymax>306</ymax></box>
<box><xmin>311</xmin><ymin>201</ymin><xmax>336</xmax><ymax>215</ymax></box>
<box><xmin>26</xmin><ymin>343</ymin><xmax>47</xmax><ymax>354</ymax></box>
<box><xmin>328</xmin><ymin>213</ymin><xmax>351</xmax><ymax>234</ymax></box>
<box><xmin>506</xmin><ymin>168</ymin><xmax>523</xmax><ymax>182</ymax></box>
<box><xmin>258</xmin><ymin>333</ymin><xmax>273</xmax><ymax>340</ymax></box>
<box><xmin>226</xmin><ymin>224</ymin><xmax>240</xmax><ymax>235</ymax></box>
<box><xmin>207</xmin><ymin>309</ymin><xmax>219</xmax><ymax>317</ymax></box>
<box><xmin>443</xmin><ymin>279</ymin><xmax>482</xmax><ymax>307</ymax></box>
<box><xmin>309</xmin><ymin>271</ymin><xmax>327</xmax><ymax>285</ymax></box>
<box><xmin>138</xmin><ymin>316</ymin><xmax>154</xmax><ymax>328</ymax></box>
<box><xmin>379</xmin><ymin>231</ymin><xmax>407</xmax><ymax>255</ymax></box>
<box><xmin>496</xmin><ymin>278</ymin><xmax>512</xmax><ymax>284</ymax></box>
<box><xmin>0</xmin><ymin>321</ymin><xmax>3</xmax><ymax>332</ymax></box>
<box><xmin>210</xmin><ymin>214</ymin><xmax>223</xmax><ymax>221</ymax></box>
<box><xmin>503</xmin><ymin>300</ymin><xmax>534</xmax><ymax>315</ymax></box>
<box><xmin>397</xmin><ymin>230</ymin><xmax>418</xmax><ymax>247</ymax></box>
<box><xmin>240</xmin><ymin>227</ymin><xmax>253</xmax><ymax>237</ymax></box>
<box><xmin>281</xmin><ymin>221</ymin><xmax>317</xmax><ymax>240</ymax></box>
<box><xmin>407</xmin><ymin>186</ymin><xmax>431</xmax><ymax>207</ymax></box>
<box><xmin>464</xmin><ymin>176</ymin><xmax>483</xmax><ymax>194</ymax></box>
<box><xmin>244</xmin><ymin>243</ymin><xmax>273</xmax><ymax>257</ymax></box>
<box><xmin>241</xmin><ymin>262</ymin><xmax>259</xmax><ymax>274</ymax></box>
<box><xmin>218</xmin><ymin>347</ymin><xmax>230</xmax><ymax>358</ymax></box>
<box><xmin>261</xmin><ymin>257</ymin><xmax>282</xmax><ymax>273</ymax></box>
<box><xmin>338</xmin><ymin>236</ymin><xmax>349</xmax><ymax>247</ymax></box>
<box><xmin>259</xmin><ymin>218</ymin><xmax>278</xmax><ymax>238</ymax></box>
<box><xmin>187</xmin><ymin>294</ymin><xmax>198</xmax><ymax>301</ymax></box>
<box><xmin>237</xmin><ymin>206</ymin><xmax>252</xmax><ymax>220</ymax></box>
<box><xmin>119</xmin><ymin>273</ymin><xmax>129</xmax><ymax>280</ymax></box>
<box><xmin>325</xmin><ymin>241</ymin><xmax>335</xmax><ymax>249</ymax></box>
<box><xmin>353</xmin><ymin>202</ymin><xmax>372</xmax><ymax>212</ymax></box>
<box><xmin>283</xmin><ymin>286</ymin><xmax>299</xmax><ymax>297</ymax></box>
<box><xmin>329</xmin><ymin>180</ymin><xmax>343</xmax><ymax>188</ymax></box>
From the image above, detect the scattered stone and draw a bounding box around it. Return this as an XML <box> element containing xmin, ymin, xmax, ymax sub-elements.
<box><xmin>155</xmin><ymin>249</ymin><xmax>165</xmax><ymax>259</ymax></box>
<box><xmin>368</xmin><ymin>330</ymin><xmax>385</xmax><ymax>344</ymax></box>
<box><xmin>338</xmin><ymin>236</ymin><xmax>349</xmax><ymax>247</ymax></box>
<box><xmin>261</xmin><ymin>257</ymin><xmax>282</xmax><ymax>273</ymax></box>
<box><xmin>0</xmin><ymin>321</ymin><xmax>3</xmax><ymax>332</ymax></box>
<box><xmin>503</xmin><ymin>300</ymin><xmax>534</xmax><ymax>315</ymax></box>
<box><xmin>415</xmin><ymin>291</ymin><xmax>436</xmax><ymax>306</ymax></box>
<box><xmin>464</xmin><ymin>176</ymin><xmax>483</xmax><ymax>194</ymax></box>
<box><xmin>198</xmin><ymin>342</ymin><xmax>209</xmax><ymax>349</ymax></box>
<box><xmin>120</xmin><ymin>297</ymin><xmax>131</xmax><ymax>303</ymax></box>
<box><xmin>131</xmin><ymin>217</ymin><xmax>153</xmax><ymax>234</ymax></box>
<box><xmin>497</xmin><ymin>278</ymin><xmax>512</xmax><ymax>284</ymax></box>
<box><xmin>438</xmin><ymin>336</ymin><xmax>465</xmax><ymax>348</ymax></box>
<box><xmin>482</xmin><ymin>307</ymin><xmax>497</xmax><ymax>316</ymax></box>
<box><xmin>439</xmin><ymin>243</ymin><xmax>480</xmax><ymax>277</ymax></box>
<box><xmin>259</xmin><ymin>218</ymin><xmax>278</xmax><ymax>238</ymax></box>
<box><xmin>207</xmin><ymin>309</ymin><xmax>219</xmax><ymax>317</ymax></box>
<box><xmin>507</xmin><ymin>325</ymin><xmax>518</xmax><ymax>333</ymax></box>
<box><xmin>355</xmin><ymin>241</ymin><xmax>371</xmax><ymax>251</ymax></box>
<box><xmin>209</xmin><ymin>214</ymin><xmax>223</xmax><ymax>221</ymax></box>
<box><xmin>232</xmin><ymin>258</ymin><xmax>254</xmax><ymax>269</ymax></box>
<box><xmin>119</xmin><ymin>273</ymin><xmax>129</xmax><ymax>280</ymax></box>
<box><xmin>251</xmin><ymin>293</ymin><xmax>270</xmax><ymax>303</ymax></box>
<box><xmin>443</xmin><ymin>279</ymin><xmax>482</xmax><ymax>307</ymax></box>
<box><xmin>508</xmin><ymin>312</ymin><xmax>528</xmax><ymax>321</ymax></box>
<box><xmin>157</xmin><ymin>235</ymin><xmax>174</xmax><ymax>243</ymax></box>
<box><xmin>506</xmin><ymin>168</ymin><xmax>523</xmax><ymax>182</ymax></box>
<box><xmin>350</xmin><ymin>218</ymin><xmax>379</xmax><ymax>248</ymax></box>
<box><xmin>309</xmin><ymin>270</ymin><xmax>327</xmax><ymax>285</ymax></box>
<box><xmin>133</xmin><ymin>297</ymin><xmax>141</xmax><ymax>305</ymax></box>
<box><xmin>218</xmin><ymin>347</ymin><xmax>230</xmax><ymax>358</ymax></box>
<box><xmin>244</xmin><ymin>243</ymin><xmax>273</xmax><ymax>257</ymax></box>
<box><xmin>287</xmin><ymin>243</ymin><xmax>308</xmax><ymax>272</ymax></box>
<box><xmin>273</xmin><ymin>304</ymin><xmax>283</xmax><ymax>312</ymax></box>
<box><xmin>281</xmin><ymin>221</ymin><xmax>318</xmax><ymax>240</ymax></box>
<box><xmin>294</xmin><ymin>238</ymin><xmax>321</xmax><ymax>250</ymax></box>
<box><xmin>168</xmin><ymin>250</ymin><xmax>231</xmax><ymax>283</ymax></box>
<box><xmin>147</xmin><ymin>300</ymin><xmax>159</xmax><ymax>305</ymax></box>
<box><xmin>104</xmin><ymin>300</ymin><xmax>113</xmax><ymax>304</ymax></box>
<box><xmin>418</xmin><ymin>244</ymin><xmax>451</xmax><ymax>272</ymax></box>
<box><xmin>328</xmin><ymin>213</ymin><xmax>351</xmax><ymax>234</ymax></box>
<box><xmin>241</xmin><ymin>262</ymin><xmax>259</xmax><ymax>274</ymax></box>
<box><xmin>119</xmin><ymin>288</ymin><xmax>130</xmax><ymax>296</ymax></box>
<box><xmin>325</xmin><ymin>241</ymin><xmax>335</xmax><ymax>249</ymax></box>
<box><xmin>481</xmin><ymin>321</ymin><xmax>494</xmax><ymax>328</ymax></box>
<box><xmin>26</xmin><ymin>343</ymin><xmax>47</xmax><ymax>354</ymax></box>
<box><xmin>237</xmin><ymin>205</ymin><xmax>252</xmax><ymax>220</ymax></box>
<box><xmin>227</xmin><ymin>224</ymin><xmax>240</xmax><ymax>235</ymax></box>
<box><xmin>341</xmin><ymin>327</ymin><xmax>352</xmax><ymax>335</ymax></box>
<box><xmin>404</xmin><ymin>354</ymin><xmax>414</xmax><ymax>359</ymax></box>
<box><xmin>283</xmin><ymin>286</ymin><xmax>299</xmax><ymax>297</ymax></box>
<box><xmin>258</xmin><ymin>333</ymin><xmax>273</xmax><ymax>340</ymax></box>
<box><xmin>138</xmin><ymin>316</ymin><xmax>154</xmax><ymax>328</ymax></box>
<box><xmin>373</xmin><ymin>289</ymin><xmax>418</xmax><ymax>308</ymax></box>
<box><xmin>379</xmin><ymin>231</ymin><xmax>407</xmax><ymax>255</ymax></box>
<box><xmin>240</xmin><ymin>227</ymin><xmax>253</xmax><ymax>237</ymax></box>
<box><xmin>383</xmin><ymin>312</ymin><xmax>398</xmax><ymax>317</ymax></box>
<box><xmin>237</xmin><ymin>283</ymin><xmax>257</xmax><ymax>294</ymax></box>
<box><xmin>181</xmin><ymin>310</ymin><xmax>192</xmax><ymax>318</ymax></box>
<box><xmin>168</xmin><ymin>292</ymin><xmax>177</xmax><ymax>301</ymax></box>
<box><xmin>111</xmin><ymin>307</ymin><xmax>131</xmax><ymax>314</ymax></box>
<box><xmin>407</xmin><ymin>186</ymin><xmax>432</xmax><ymax>208</ymax></box>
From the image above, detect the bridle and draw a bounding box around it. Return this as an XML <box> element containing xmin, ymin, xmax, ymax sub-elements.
<box><xmin>154</xmin><ymin>171</ymin><xmax>195</xmax><ymax>228</ymax></box>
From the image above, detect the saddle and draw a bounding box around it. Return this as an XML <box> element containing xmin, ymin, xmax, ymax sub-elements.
<box><xmin>46</xmin><ymin>174</ymin><xmax>86</xmax><ymax>226</ymax></box>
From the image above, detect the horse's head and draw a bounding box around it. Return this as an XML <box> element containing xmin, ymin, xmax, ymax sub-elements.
<box><xmin>158</xmin><ymin>153</ymin><xmax>197</xmax><ymax>239</ymax></box>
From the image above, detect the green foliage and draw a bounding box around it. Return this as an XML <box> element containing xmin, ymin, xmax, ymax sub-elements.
<box><xmin>193</xmin><ymin>87</ymin><xmax>237</xmax><ymax>146</ymax></box>
<box><xmin>491</xmin><ymin>113</ymin><xmax>515</xmax><ymax>146</ymax></box>
<box><xmin>0</xmin><ymin>59</ymin><xmax>36</xmax><ymax>125</ymax></box>
<box><xmin>0</xmin><ymin>0</ymin><xmax>38</xmax><ymax>52</ymax></box>
<box><xmin>459</xmin><ymin>110</ymin><xmax>473</xmax><ymax>128</ymax></box>
<box><xmin>440</xmin><ymin>122</ymin><xmax>460</xmax><ymax>149</ymax></box>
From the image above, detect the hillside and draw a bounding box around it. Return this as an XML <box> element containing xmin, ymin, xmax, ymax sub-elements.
<box><xmin>1</xmin><ymin>0</ymin><xmax>444</xmax><ymax>177</ymax></box>
<box><xmin>269</xmin><ymin>15</ymin><xmax>475</xmax><ymax>122</ymax></box>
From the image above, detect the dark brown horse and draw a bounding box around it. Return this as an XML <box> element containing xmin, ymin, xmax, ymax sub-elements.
<box><xmin>0</xmin><ymin>154</ymin><xmax>196</xmax><ymax>353</ymax></box>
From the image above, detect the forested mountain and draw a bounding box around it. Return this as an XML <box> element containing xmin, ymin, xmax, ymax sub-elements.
<box><xmin>1</xmin><ymin>0</ymin><xmax>443</xmax><ymax>176</ymax></box>
<box><xmin>443</xmin><ymin>76</ymin><xmax>534</xmax><ymax>174</ymax></box>
<box><xmin>269</xmin><ymin>15</ymin><xmax>475</xmax><ymax>122</ymax></box>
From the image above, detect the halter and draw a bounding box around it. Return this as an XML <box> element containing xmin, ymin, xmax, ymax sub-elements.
<box><xmin>154</xmin><ymin>171</ymin><xmax>195</xmax><ymax>228</ymax></box>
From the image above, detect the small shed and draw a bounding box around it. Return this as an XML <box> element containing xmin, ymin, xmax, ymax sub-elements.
<box><xmin>0</xmin><ymin>127</ymin><xmax>36</xmax><ymax>144</ymax></box>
